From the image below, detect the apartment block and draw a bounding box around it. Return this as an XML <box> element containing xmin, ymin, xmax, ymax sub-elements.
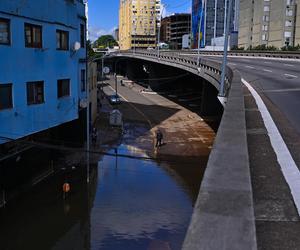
<box><xmin>239</xmin><ymin>0</ymin><xmax>300</xmax><ymax>48</ymax></box>
<box><xmin>119</xmin><ymin>0</ymin><xmax>161</xmax><ymax>50</ymax></box>
<box><xmin>0</xmin><ymin>0</ymin><xmax>87</xmax><ymax>144</ymax></box>
<box><xmin>160</xmin><ymin>14</ymin><xmax>191</xmax><ymax>49</ymax></box>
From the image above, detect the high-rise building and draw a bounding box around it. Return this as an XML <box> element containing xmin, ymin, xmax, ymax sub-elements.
<box><xmin>114</xmin><ymin>28</ymin><xmax>120</xmax><ymax>42</ymax></box>
<box><xmin>160</xmin><ymin>14</ymin><xmax>191</xmax><ymax>49</ymax></box>
<box><xmin>239</xmin><ymin>0</ymin><xmax>300</xmax><ymax>49</ymax></box>
<box><xmin>119</xmin><ymin>0</ymin><xmax>161</xmax><ymax>50</ymax></box>
<box><xmin>192</xmin><ymin>0</ymin><xmax>239</xmax><ymax>48</ymax></box>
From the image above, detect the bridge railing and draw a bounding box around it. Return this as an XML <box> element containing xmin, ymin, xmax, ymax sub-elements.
<box><xmin>162</xmin><ymin>49</ymin><xmax>300</xmax><ymax>59</ymax></box>
<box><xmin>114</xmin><ymin>50</ymin><xmax>233</xmax><ymax>97</ymax></box>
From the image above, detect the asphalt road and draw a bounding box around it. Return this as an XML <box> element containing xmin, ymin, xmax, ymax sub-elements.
<box><xmin>181</xmin><ymin>54</ymin><xmax>300</xmax><ymax>249</ymax></box>
<box><xmin>186</xmin><ymin>54</ymin><xmax>300</xmax><ymax>134</ymax></box>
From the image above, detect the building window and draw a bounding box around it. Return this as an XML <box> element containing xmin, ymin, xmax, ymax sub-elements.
<box><xmin>285</xmin><ymin>20</ymin><xmax>292</xmax><ymax>27</ymax></box>
<box><xmin>81</xmin><ymin>69</ymin><xmax>86</xmax><ymax>91</ymax></box>
<box><xmin>0</xmin><ymin>18</ymin><xmax>10</xmax><ymax>45</ymax></box>
<box><xmin>80</xmin><ymin>24</ymin><xmax>85</xmax><ymax>48</ymax></box>
<box><xmin>25</xmin><ymin>23</ymin><xmax>42</xmax><ymax>48</ymax></box>
<box><xmin>56</xmin><ymin>30</ymin><xmax>69</xmax><ymax>50</ymax></box>
<box><xmin>57</xmin><ymin>79</ymin><xmax>70</xmax><ymax>98</ymax></box>
<box><xmin>27</xmin><ymin>81</ymin><xmax>44</xmax><ymax>105</ymax></box>
<box><xmin>284</xmin><ymin>31</ymin><xmax>292</xmax><ymax>38</ymax></box>
<box><xmin>286</xmin><ymin>9</ymin><xmax>293</xmax><ymax>16</ymax></box>
<box><xmin>0</xmin><ymin>84</ymin><xmax>13</xmax><ymax>110</ymax></box>
<box><xmin>262</xmin><ymin>15</ymin><xmax>269</xmax><ymax>22</ymax></box>
<box><xmin>262</xmin><ymin>34</ymin><xmax>268</xmax><ymax>41</ymax></box>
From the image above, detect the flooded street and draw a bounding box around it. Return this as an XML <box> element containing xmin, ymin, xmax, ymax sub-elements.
<box><xmin>0</xmin><ymin>75</ymin><xmax>217</xmax><ymax>250</ymax></box>
<box><xmin>0</xmin><ymin>122</ymin><xmax>207</xmax><ymax>250</ymax></box>
<box><xmin>90</xmin><ymin>147</ymin><xmax>195</xmax><ymax>250</ymax></box>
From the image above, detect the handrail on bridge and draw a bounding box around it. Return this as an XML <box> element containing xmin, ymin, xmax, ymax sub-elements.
<box><xmin>110</xmin><ymin>49</ymin><xmax>233</xmax><ymax>98</ymax></box>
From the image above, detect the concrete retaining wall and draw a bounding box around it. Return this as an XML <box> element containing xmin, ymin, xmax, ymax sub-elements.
<box><xmin>182</xmin><ymin>70</ymin><xmax>257</xmax><ymax>250</ymax></box>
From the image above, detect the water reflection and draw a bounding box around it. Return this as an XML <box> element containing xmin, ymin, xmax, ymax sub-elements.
<box><xmin>0</xmin><ymin>144</ymin><xmax>205</xmax><ymax>250</ymax></box>
<box><xmin>90</xmin><ymin>147</ymin><xmax>193</xmax><ymax>250</ymax></box>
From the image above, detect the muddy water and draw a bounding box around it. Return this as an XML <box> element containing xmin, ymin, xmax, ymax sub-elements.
<box><xmin>0</xmin><ymin>127</ymin><xmax>207</xmax><ymax>250</ymax></box>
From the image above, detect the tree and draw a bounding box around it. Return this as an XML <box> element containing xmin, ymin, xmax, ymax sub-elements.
<box><xmin>87</xmin><ymin>40</ymin><xmax>95</xmax><ymax>58</ymax></box>
<box><xmin>94</xmin><ymin>35</ymin><xmax>118</xmax><ymax>49</ymax></box>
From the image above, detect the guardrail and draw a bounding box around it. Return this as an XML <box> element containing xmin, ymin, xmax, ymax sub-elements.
<box><xmin>112</xmin><ymin>50</ymin><xmax>233</xmax><ymax>97</ymax></box>
<box><xmin>163</xmin><ymin>49</ymin><xmax>300</xmax><ymax>59</ymax></box>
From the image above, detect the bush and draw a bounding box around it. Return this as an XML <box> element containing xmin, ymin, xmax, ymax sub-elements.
<box><xmin>250</xmin><ymin>44</ymin><xmax>278</xmax><ymax>51</ymax></box>
<box><xmin>231</xmin><ymin>45</ymin><xmax>244</xmax><ymax>50</ymax></box>
<box><xmin>281</xmin><ymin>44</ymin><xmax>300</xmax><ymax>51</ymax></box>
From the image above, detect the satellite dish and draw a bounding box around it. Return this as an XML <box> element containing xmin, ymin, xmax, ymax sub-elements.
<box><xmin>73</xmin><ymin>41</ymin><xmax>81</xmax><ymax>51</ymax></box>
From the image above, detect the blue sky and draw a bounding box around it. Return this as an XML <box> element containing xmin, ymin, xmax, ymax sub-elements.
<box><xmin>88</xmin><ymin>0</ymin><xmax>191</xmax><ymax>41</ymax></box>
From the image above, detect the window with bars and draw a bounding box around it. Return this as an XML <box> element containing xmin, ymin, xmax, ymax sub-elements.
<box><xmin>0</xmin><ymin>84</ymin><xmax>13</xmax><ymax>110</ymax></box>
<box><xmin>27</xmin><ymin>81</ymin><xmax>44</xmax><ymax>105</ymax></box>
<box><xmin>25</xmin><ymin>23</ymin><xmax>42</xmax><ymax>48</ymax></box>
<box><xmin>57</xmin><ymin>79</ymin><xmax>70</xmax><ymax>98</ymax></box>
<box><xmin>56</xmin><ymin>30</ymin><xmax>69</xmax><ymax>50</ymax></box>
<box><xmin>80</xmin><ymin>24</ymin><xmax>85</xmax><ymax>48</ymax></box>
<box><xmin>0</xmin><ymin>18</ymin><xmax>10</xmax><ymax>45</ymax></box>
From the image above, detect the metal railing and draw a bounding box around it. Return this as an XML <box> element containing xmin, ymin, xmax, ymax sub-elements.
<box><xmin>165</xmin><ymin>49</ymin><xmax>300</xmax><ymax>59</ymax></box>
<box><xmin>112</xmin><ymin>49</ymin><xmax>233</xmax><ymax>97</ymax></box>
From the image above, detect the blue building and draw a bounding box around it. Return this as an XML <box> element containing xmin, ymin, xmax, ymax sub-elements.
<box><xmin>0</xmin><ymin>0</ymin><xmax>87</xmax><ymax>145</ymax></box>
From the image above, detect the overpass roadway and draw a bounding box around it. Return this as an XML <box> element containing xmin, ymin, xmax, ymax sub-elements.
<box><xmin>187</xmin><ymin>54</ymin><xmax>300</xmax><ymax>135</ymax></box>
<box><xmin>179</xmin><ymin>53</ymin><xmax>300</xmax><ymax>249</ymax></box>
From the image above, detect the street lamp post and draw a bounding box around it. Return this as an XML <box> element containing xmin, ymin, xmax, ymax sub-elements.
<box><xmin>114</xmin><ymin>73</ymin><xmax>118</xmax><ymax>95</ymax></box>
<box><xmin>157</xmin><ymin>4</ymin><xmax>166</xmax><ymax>58</ymax></box>
<box><xmin>114</xmin><ymin>58</ymin><xmax>125</xmax><ymax>95</ymax></box>
<box><xmin>213</xmin><ymin>0</ymin><xmax>218</xmax><ymax>49</ymax></box>
<box><xmin>197</xmin><ymin>6</ymin><xmax>203</xmax><ymax>65</ymax></box>
<box><xmin>218</xmin><ymin>0</ymin><xmax>233</xmax><ymax>103</ymax></box>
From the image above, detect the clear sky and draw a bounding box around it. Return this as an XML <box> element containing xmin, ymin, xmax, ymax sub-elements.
<box><xmin>88</xmin><ymin>0</ymin><xmax>192</xmax><ymax>41</ymax></box>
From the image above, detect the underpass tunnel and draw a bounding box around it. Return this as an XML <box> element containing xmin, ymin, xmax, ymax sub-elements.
<box><xmin>108</xmin><ymin>57</ymin><xmax>223</xmax><ymax>120</ymax></box>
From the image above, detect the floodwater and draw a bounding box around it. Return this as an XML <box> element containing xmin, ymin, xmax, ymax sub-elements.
<box><xmin>0</xmin><ymin>124</ymin><xmax>207</xmax><ymax>250</ymax></box>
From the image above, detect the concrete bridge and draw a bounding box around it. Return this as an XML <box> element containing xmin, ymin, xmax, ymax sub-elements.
<box><xmin>107</xmin><ymin>50</ymin><xmax>300</xmax><ymax>250</ymax></box>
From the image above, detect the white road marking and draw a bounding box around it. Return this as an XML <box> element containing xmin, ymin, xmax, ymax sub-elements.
<box><xmin>264</xmin><ymin>61</ymin><xmax>272</xmax><ymax>64</ymax></box>
<box><xmin>263</xmin><ymin>69</ymin><xmax>273</xmax><ymax>72</ymax></box>
<box><xmin>228</xmin><ymin>63</ymin><xmax>237</xmax><ymax>66</ymax></box>
<box><xmin>245</xmin><ymin>65</ymin><xmax>255</xmax><ymax>69</ymax></box>
<box><xmin>284</xmin><ymin>73</ymin><xmax>298</xmax><ymax>78</ymax></box>
<box><xmin>242</xmin><ymin>78</ymin><xmax>300</xmax><ymax>215</ymax></box>
<box><xmin>284</xmin><ymin>64</ymin><xmax>294</xmax><ymax>67</ymax></box>
<box><xmin>262</xmin><ymin>88</ymin><xmax>300</xmax><ymax>93</ymax></box>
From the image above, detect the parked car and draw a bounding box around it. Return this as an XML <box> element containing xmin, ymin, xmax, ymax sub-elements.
<box><xmin>109</xmin><ymin>94</ymin><xmax>121</xmax><ymax>105</ymax></box>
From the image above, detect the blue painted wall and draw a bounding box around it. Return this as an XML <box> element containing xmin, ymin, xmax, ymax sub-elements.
<box><xmin>0</xmin><ymin>0</ymin><xmax>87</xmax><ymax>144</ymax></box>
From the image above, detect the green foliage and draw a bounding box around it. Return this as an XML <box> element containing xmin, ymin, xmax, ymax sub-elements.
<box><xmin>249</xmin><ymin>44</ymin><xmax>278</xmax><ymax>51</ymax></box>
<box><xmin>231</xmin><ymin>45</ymin><xmax>244</xmax><ymax>50</ymax></box>
<box><xmin>93</xmin><ymin>35</ymin><xmax>118</xmax><ymax>48</ymax></box>
<box><xmin>87</xmin><ymin>40</ymin><xmax>95</xmax><ymax>58</ymax></box>
<box><xmin>281</xmin><ymin>44</ymin><xmax>300</xmax><ymax>51</ymax></box>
